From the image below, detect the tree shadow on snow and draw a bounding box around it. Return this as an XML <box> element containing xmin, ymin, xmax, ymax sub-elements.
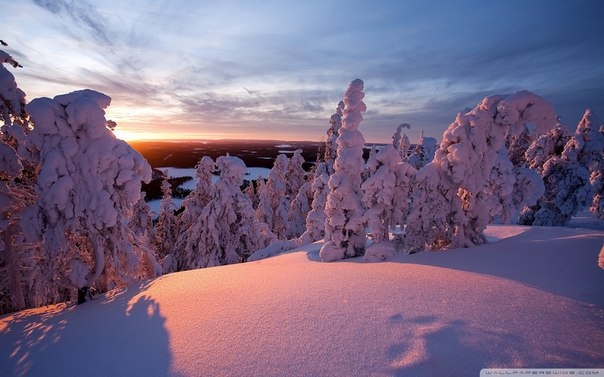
<box><xmin>0</xmin><ymin>280</ymin><xmax>180</xmax><ymax>377</ymax></box>
<box><xmin>385</xmin><ymin>314</ymin><xmax>601</xmax><ymax>377</ymax></box>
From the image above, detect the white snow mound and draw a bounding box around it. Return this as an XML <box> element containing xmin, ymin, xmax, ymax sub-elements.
<box><xmin>1</xmin><ymin>225</ymin><xmax>603</xmax><ymax>377</ymax></box>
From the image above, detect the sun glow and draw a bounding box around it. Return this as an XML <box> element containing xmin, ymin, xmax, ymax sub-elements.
<box><xmin>111</xmin><ymin>128</ymin><xmax>206</xmax><ymax>142</ymax></box>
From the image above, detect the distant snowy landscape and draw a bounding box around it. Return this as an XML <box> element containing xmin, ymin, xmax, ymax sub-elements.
<box><xmin>1</xmin><ymin>218</ymin><xmax>603</xmax><ymax>377</ymax></box>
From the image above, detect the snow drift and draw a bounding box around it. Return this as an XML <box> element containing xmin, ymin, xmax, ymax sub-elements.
<box><xmin>1</xmin><ymin>224</ymin><xmax>603</xmax><ymax>377</ymax></box>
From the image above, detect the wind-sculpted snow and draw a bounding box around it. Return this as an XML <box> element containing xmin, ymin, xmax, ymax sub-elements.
<box><xmin>1</xmin><ymin>225</ymin><xmax>602</xmax><ymax>377</ymax></box>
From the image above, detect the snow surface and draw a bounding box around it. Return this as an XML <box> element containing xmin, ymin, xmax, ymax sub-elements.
<box><xmin>1</xmin><ymin>223</ymin><xmax>603</xmax><ymax>377</ymax></box>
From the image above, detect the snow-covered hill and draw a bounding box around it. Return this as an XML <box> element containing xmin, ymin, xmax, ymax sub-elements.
<box><xmin>1</xmin><ymin>224</ymin><xmax>603</xmax><ymax>377</ymax></box>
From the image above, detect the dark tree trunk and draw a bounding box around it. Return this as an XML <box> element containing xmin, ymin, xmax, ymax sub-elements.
<box><xmin>77</xmin><ymin>286</ymin><xmax>89</xmax><ymax>305</ymax></box>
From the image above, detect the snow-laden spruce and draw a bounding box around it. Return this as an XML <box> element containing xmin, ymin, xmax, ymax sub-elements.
<box><xmin>324</xmin><ymin>100</ymin><xmax>345</xmax><ymax>175</ymax></box>
<box><xmin>0</xmin><ymin>139</ymin><xmax>39</xmax><ymax>313</ymax></box>
<box><xmin>179</xmin><ymin>156</ymin><xmax>215</xmax><ymax>230</ymax></box>
<box><xmin>180</xmin><ymin>155</ymin><xmax>271</xmax><ymax>268</ymax></box>
<box><xmin>287</xmin><ymin>179</ymin><xmax>312</xmax><ymax>239</ymax></box>
<box><xmin>320</xmin><ymin>79</ymin><xmax>367</xmax><ymax>262</ymax></box>
<box><xmin>407</xmin><ymin>129</ymin><xmax>437</xmax><ymax>170</ymax></box>
<box><xmin>22</xmin><ymin>90</ymin><xmax>160</xmax><ymax>302</ymax></box>
<box><xmin>0</xmin><ymin>50</ymin><xmax>26</xmax><ymax>128</ymax></box>
<box><xmin>520</xmin><ymin>113</ymin><xmax>599</xmax><ymax>226</ymax></box>
<box><xmin>362</xmin><ymin>146</ymin><xmax>398</xmax><ymax>242</ymax></box>
<box><xmin>567</xmin><ymin>109</ymin><xmax>604</xmax><ymax>219</ymax></box>
<box><xmin>285</xmin><ymin>149</ymin><xmax>309</xmax><ymax>238</ymax></box>
<box><xmin>406</xmin><ymin>91</ymin><xmax>557</xmax><ymax>251</ymax></box>
<box><xmin>0</xmin><ymin>48</ymin><xmax>47</xmax><ymax>314</ymax></box>
<box><xmin>256</xmin><ymin>154</ymin><xmax>290</xmax><ymax>239</ymax></box>
<box><xmin>152</xmin><ymin>177</ymin><xmax>180</xmax><ymax>273</ymax></box>
<box><xmin>362</xmin><ymin>145</ymin><xmax>400</xmax><ymax>261</ymax></box>
<box><xmin>298</xmin><ymin>162</ymin><xmax>329</xmax><ymax>244</ymax></box>
<box><xmin>391</xmin><ymin>123</ymin><xmax>411</xmax><ymax>162</ymax></box>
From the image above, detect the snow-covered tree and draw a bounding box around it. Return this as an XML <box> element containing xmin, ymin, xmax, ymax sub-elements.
<box><xmin>0</xmin><ymin>46</ymin><xmax>46</xmax><ymax>314</ymax></box>
<box><xmin>391</xmin><ymin>161</ymin><xmax>417</xmax><ymax>229</ymax></box>
<box><xmin>362</xmin><ymin>145</ymin><xmax>399</xmax><ymax>243</ymax></box>
<box><xmin>0</xmin><ymin>44</ymin><xmax>35</xmax><ymax>179</ymax></box>
<box><xmin>320</xmin><ymin>79</ymin><xmax>367</xmax><ymax>262</ymax></box>
<box><xmin>180</xmin><ymin>155</ymin><xmax>271</xmax><ymax>269</ymax></box>
<box><xmin>22</xmin><ymin>90</ymin><xmax>159</xmax><ymax>303</ymax></box>
<box><xmin>564</xmin><ymin>108</ymin><xmax>603</xmax><ymax>180</ymax></box>
<box><xmin>405</xmin><ymin>163</ymin><xmax>457</xmax><ymax>252</ymax></box>
<box><xmin>562</xmin><ymin>109</ymin><xmax>604</xmax><ymax>218</ymax></box>
<box><xmin>407</xmin><ymin>130</ymin><xmax>437</xmax><ymax>170</ymax></box>
<box><xmin>392</xmin><ymin>123</ymin><xmax>411</xmax><ymax>152</ymax></box>
<box><xmin>507</xmin><ymin>128</ymin><xmax>534</xmax><ymax>167</ymax></box>
<box><xmin>130</xmin><ymin>192</ymin><xmax>153</xmax><ymax>241</ymax></box>
<box><xmin>0</xmin><ymin>139</ymin><xmax>43</xmax><ymax>314</ymax></box>
<box><xmin>521</xmin><ymin>156</ymin><xmax>590</xmax><ymax>226</ymax></box>
<box><xmin>299</xmin><ymin>162</ymin><xmax>329</xmax><ymax>244</ymax></box>
<box><xmin>152</xmin><ymin>176</ymin><xmax>180</xmax><ymax>272</ymax></box>
<box><xmin>524</xmin><ymin>125</ymin><xmax>571</xmax><ymax>171</ymax></box>
<box><xmin>324</xmin><ymin>100</ymin><xmax>345</xmax><ymax>175</ymax></box>
<box><xmin>520</xmin><ymin>115</ymin><xmax>595</xmax><ymax>225</ymax></box>
<box><xmin>392</xmin><ymin>123</ymin><xmax>411</xmax><ymax>162</ymax></box>
<box><xmin>406</xmin><ymin>91</ymin><xmax>557</xmax><ymax>251</ymax></box>
<box><xmin>243</xmin><ymin>179</ymin><xmax>259</xmax><ymax>209</ymax></box>
<box><xmin>286</xmin><ymin>180</ymin><xmax>312</xmax><ymax>239</ymax></box>
<box><xmin>594</xmin><ymin>123</ymin><xmax>604</xmax><ymax>218</ymax></box>
<box><xmin>0</xmin><ymin>48</ymin><xmax>26</xmax><ymax>129</ymax></box>
<box><xmin>179</xmin><ymin>156</ymin><xmax>215</xmax><ymax>230</ymax></box>
<box><xmin>284</xmin><ymin>149</ymin><xmax>309</xmax><ymax>238</ymax></box>
<box><xmin>591</xmin><ymin>169</ymin><xmax>604</xmax><ymax>219</ymax></box>
<box><xmin>286</xmin><ymin>149</ymin><xmax>306</xmax><ymax>197</ymax></box>
<box><xmin>256</xmin><ymin>154</ymin><xmax>290</xmax><ymax>239</ymax></box>
<box><xmin>399</xmin><ymin>134</ymin><xmax>410</xmax><ymax>162</ymax></box>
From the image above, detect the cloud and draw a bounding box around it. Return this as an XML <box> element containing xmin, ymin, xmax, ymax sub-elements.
<box><xmin>33</xmin><ymin>0</ymin><xmax>111</xmax><ymax>44</ymax></box>
<box><xmin>7</xmin><ymin>0</ymin><xmax>603</xmax><ymax>142</ymax></box>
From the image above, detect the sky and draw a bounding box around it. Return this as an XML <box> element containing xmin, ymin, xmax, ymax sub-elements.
<box><xmin>2</xmin><ymin>0</ymin><xmax>604</xmax><ymax>143</ymax></box>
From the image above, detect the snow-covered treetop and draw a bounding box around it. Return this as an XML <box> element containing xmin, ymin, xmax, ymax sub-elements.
<box><xmin>563</xmin><ymin>109</ymin><xmax>604</xmax><ymax>165</ymax></box>
<box><xmin>195</xmin><ymin>155</ymin><xmax>215</xmax><ymax>181</ymax></box>
<box><xmin>495</xmin><ymin>90</ymin><xmax>558</xmax><ymax>137</ymax></box>
<box><xmin>342</xmin><ymin>79</ymin><xmax>367</xmax><ymax>130</ymax></box>
<box><xmin>216</xmin><ymin>155</ymin><xmax>246</xmax><ymax>186</ymax></box>
<box><xmin>0</xmin><ymin>51</ymin><xmax>26</xmax><ymax>127</ymax></box>
<box><xmin>27</xmin><ymin>89</ymin><xmax>112</xmax><ymax>140</ymax></box>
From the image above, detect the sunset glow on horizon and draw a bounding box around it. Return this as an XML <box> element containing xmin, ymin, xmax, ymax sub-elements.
<box><xmin>4</xmin><ymin>0</ymin><xmax>603</xmax><ymax>143</ymax></box>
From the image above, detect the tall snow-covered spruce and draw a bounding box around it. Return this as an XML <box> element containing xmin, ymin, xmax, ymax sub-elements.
<box><xmin>152</xmin><ymin>176</ymin><xmax>180</xmax><ymax>273</ymax></box>
<box><xmin>23</xmin><ymin>90</ymin><xmax>160</xmax><ymax>302</ymax></box>
<box><xmin>320</xmin><ymin>79</ymin><xmax>367</xmax><ymax>262</ymax></box>
<box><xmin>256</xmin><ymin>154</ymin><xmax>290</xmax><ymax>239</ymax></box>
